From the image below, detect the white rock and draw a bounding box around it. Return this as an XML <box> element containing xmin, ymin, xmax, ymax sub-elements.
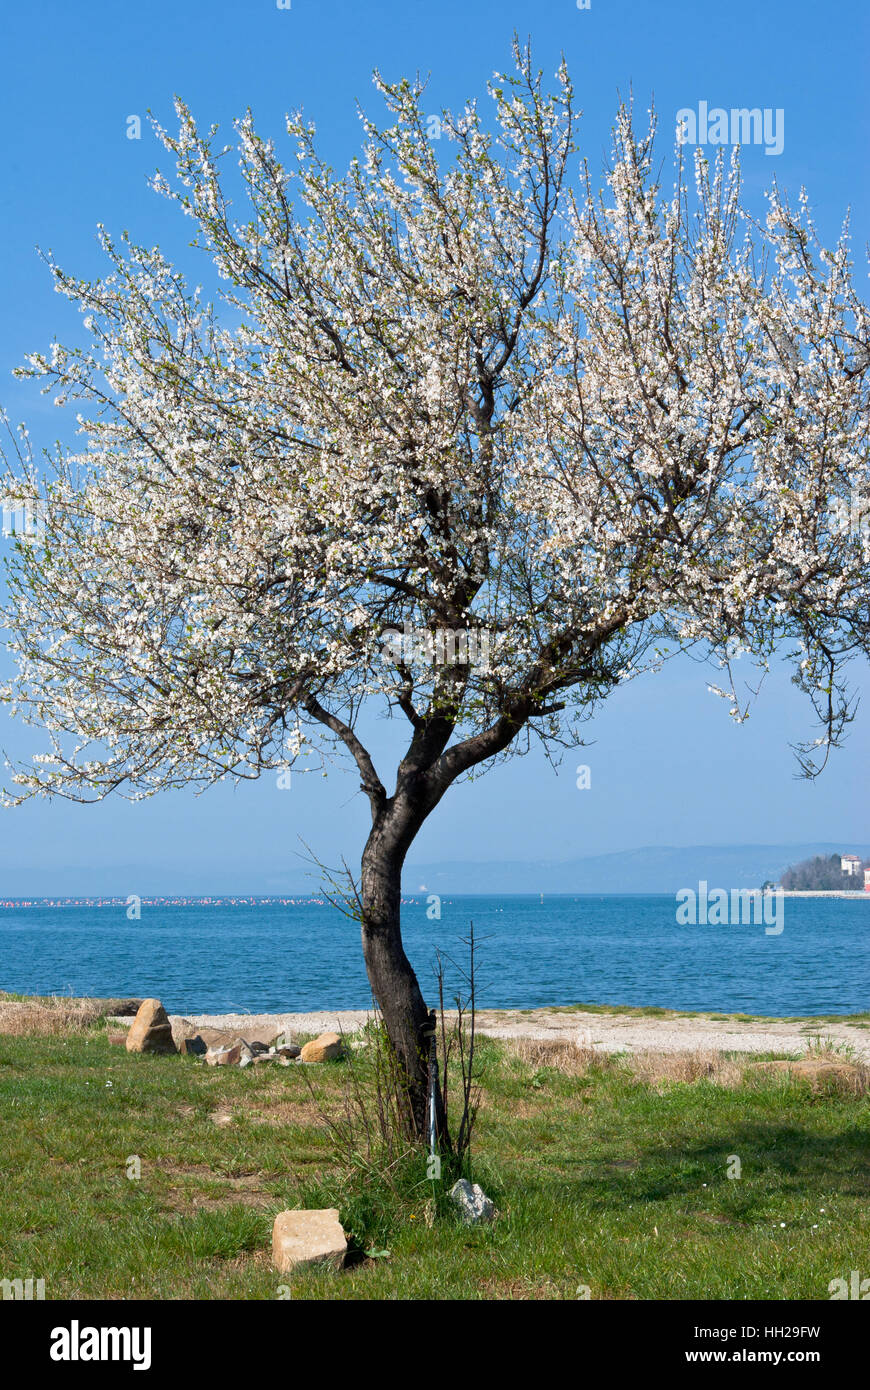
<box><xmin>449</xmin><ymin>1179</ymin><xmax>496</xmax><ymax>1225</ymax></box>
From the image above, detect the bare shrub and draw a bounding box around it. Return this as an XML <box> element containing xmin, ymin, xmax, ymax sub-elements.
<box><xmin>302</xmin><ymin>1014</ymin><xmax>415</xmax><ymax>1182</ymax></box>
<box><xmin>433</xmin><ymin>923</ymin><xmax>481</xmax><ymax>1166</ymax></box>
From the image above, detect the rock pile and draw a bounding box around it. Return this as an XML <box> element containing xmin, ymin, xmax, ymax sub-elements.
<box><xmin>123</xmin><ymin>1005</ymin><xmax>343</xmax><ymax>1069</ymax></box>
<box><xmin>199</xmin><ymin>1027</ymin><xmax>340</xmax><ymax>1067</ymax></box>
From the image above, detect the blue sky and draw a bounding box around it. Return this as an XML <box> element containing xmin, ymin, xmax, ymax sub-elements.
<box><xmin>0</xmin><ymin>0</ymin><xmax>867</xmax><ymax>891</ymax></box>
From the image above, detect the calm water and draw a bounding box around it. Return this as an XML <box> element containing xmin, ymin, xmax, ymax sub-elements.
<box><xmin>1</xmin><ymin>895</ymin><xmax>868</xmax><ymax>1016</ymax></box>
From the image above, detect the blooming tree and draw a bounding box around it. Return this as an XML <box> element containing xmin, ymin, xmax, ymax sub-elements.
<box><xmin>2</xmin><ymin>43</ymin><xmax>869</xmax><ymax>1130</ymax></box>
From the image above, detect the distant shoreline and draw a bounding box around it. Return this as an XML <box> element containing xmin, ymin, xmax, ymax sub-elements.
<box><xmin>779</xmin><ymin>890</ymin><xmax>870</xmax><ymax>899</ymax></box>
<box><xmin>2</xmin><ymin>890</ymin><xmax>869</xmax><ymax>907</ymax></box>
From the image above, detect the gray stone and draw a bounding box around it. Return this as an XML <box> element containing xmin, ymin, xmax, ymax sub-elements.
<box><xmin>170</xmin><ymin>1016</ymin><xmax>200</xmax><ymax>1048</ymax></box>
<box><xmin>449</xmin><ymin>1179</ymin><xmax>496</xmax><ymax>1225</ymax></box>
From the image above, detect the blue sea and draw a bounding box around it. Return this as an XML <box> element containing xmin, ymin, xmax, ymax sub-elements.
<box><xmin>1</xmin><ymin>895</ymin><xmax>868</xmax><ymax>1016</ymax></box>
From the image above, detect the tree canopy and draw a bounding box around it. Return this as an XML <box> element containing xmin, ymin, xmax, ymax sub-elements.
<box><xmin>2</xmin><ymin>43</ymin><xmax>868</xmax><ymax>809</ymax></box>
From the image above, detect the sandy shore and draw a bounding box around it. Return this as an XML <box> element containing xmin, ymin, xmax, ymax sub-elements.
<box><xmin>781</xmin><ymin>891</ymin><xmax>870</xmax><ymax>898</ymax></box>
<box><xmin>167</xmin><ymin>1006</ymin><xmax>870</xmax><ymax>1061</ymax></box>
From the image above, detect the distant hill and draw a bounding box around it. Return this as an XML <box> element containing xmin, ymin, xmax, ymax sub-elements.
<box><xmin>404</xmin><ymin>843</ymin><xmax>870</xmax><ymax>895</ymax></box>
<box><xmin>2</xmin><ymin>841</ymin><xmax>869</xmax><ymax>897</ymax></box>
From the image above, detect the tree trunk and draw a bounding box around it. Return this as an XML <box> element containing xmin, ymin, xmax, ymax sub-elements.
<box><xmin>359</xmin><ymin>810</ymin><xmax>440</xmax><ymax>1140</ymax></box>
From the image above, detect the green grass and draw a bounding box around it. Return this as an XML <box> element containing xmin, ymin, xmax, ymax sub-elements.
<box><xmin>0</xmin><ymin>1027</ymin><xmax>867</xmax><ymax>1299</ymax></box>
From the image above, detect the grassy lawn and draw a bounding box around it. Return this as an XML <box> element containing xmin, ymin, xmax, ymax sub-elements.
<box><xmin>0</xmin><ymin>1022</ymin><xmax>867</xmax><ymax>1300</ymax></box>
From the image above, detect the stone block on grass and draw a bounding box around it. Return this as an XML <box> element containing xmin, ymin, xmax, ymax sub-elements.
<box><xmin>272</xmin><ymin>1209</ymin><xmax>347</xmax><ymax>1273</ymax></box>
<box><xmin>125</xmin><ymin>999</ymin><xmax>177</xmax><ymax>1055</ymax></box>
<box><xmin>300</xmin><ymin>1032</ymin><xmax>343</xmax><ymax>1062</ymax></box>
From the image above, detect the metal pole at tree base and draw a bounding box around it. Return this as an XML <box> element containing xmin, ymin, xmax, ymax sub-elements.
<box><xmin>425</xmin><ymin>1008</ymin><xmax>438</xmax><ymax>1166</ymax></box>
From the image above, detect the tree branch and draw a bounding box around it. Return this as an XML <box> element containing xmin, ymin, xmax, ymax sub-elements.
<box><xmin>303</xmin><ymin>696</ymin><xmax>387</xmax><ymax>811</ymax></box>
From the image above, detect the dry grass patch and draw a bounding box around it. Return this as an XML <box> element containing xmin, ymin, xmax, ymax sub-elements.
<box><xmin>152</xmin><ymin>1163</ymin><xmax>277</xmax><ymax>1213</ymax></box>
<box><xmin>508</xmin><ymin>1037</ymin><xmax>601</xmax><ymax>1076</ymax></box>
<box><xmin>163</xmin><ymin>1187</ymin><xmax>274</xmax><ymax>1213</ymax></box>
<box><xmin>746</xmin><ymin>1057</ymin><xmax>870</xmax><ymax>1097</ymax></box>
<box><xmin>184</xmin><ymin>1186</ymin><xmax>276</xmax><ymax>1212</ymax></box>
<box><xmin>0</xmin><ymin>996</ymin><xmax>110</xmax><ymax>1036</ymax></box>
<box><xmin>476</xmin><ymin>1276</ymin><xmax>565</xmax><ymax>1300</ymax></box>
<box><xmin>154</xmin><ymin>1160</ymin><xmax>213</xmax><ymax>1176</ymax></box>
<box><xmin>504</xmin><ymin>1036</ymin><xmax>870</xmax><ymax>1095</ymax></box>
<box><xmin>626</xmin><ymin>1048</ymin><xmax>744</xmax><ymax>1090</ymax></box>
<box><xmin>477</xmin><ymin>1092</ymin><xmax>544</xmax><ymax>1119</ymax></box>
<box><xmin>212</xmin><ymin>1249</ymin><xmax>273</xmax><ymax>1276</ymax></box>
<box><xmin>244</xmin><ymin>1097</ymin><xmax>334</xmax><ymax>1128</ymax></box>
